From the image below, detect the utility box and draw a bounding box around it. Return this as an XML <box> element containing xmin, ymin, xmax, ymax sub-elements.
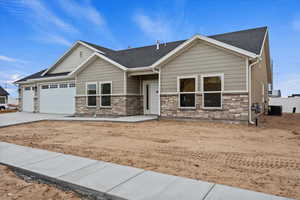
<box><xmin>268</xmin><ymin>106</ymin><xmax>282</xmax><ymax>116</ymax></box>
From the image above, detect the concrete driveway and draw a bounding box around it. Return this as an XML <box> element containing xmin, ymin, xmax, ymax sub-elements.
<box><xmin>0</xmin><ymin>112</ymin><xmax>158</xmax><ymax>128</ymax></box>
<box><xmin>0</xmin><ymin>112</ymin><xmax>63</xmax><ymax>128</ymax></box>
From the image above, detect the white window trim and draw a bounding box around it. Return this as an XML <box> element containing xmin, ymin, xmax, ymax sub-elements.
<box><xmin>99</xmin><ymin>81</ymin><xmax>112</xmax><ymax>108</ymax></box>
<box><xmin>86</xmin><ymin>82</ymin><xmax>97</xmax><ymax>107</ymax></box>
<box><xmin>177</xmin><ymin>75</ymin><xmax>198</xmax><ymax>109</ymax></box>
<box><xmin>201</xmin><ymin>73</ymin><xmax>224</xmax><ymax>109</ymax></box>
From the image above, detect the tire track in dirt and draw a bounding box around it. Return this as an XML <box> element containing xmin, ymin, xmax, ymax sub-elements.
<box><xmin>155</xmin><ymin>148</ymin><xmax>300</xmax><ymax>170</ymax></box>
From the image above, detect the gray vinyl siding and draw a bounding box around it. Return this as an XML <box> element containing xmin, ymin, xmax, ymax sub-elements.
<box><xmin>160</xmin><ymin>41</ymin><xmax>247</xmax><ymax>93</ymax></box>
<box><xmin>127</xmin><ymin>76</ymin><xmax>140</xmax><ymax>94</ymax></box>
<box><xmin>49</xmin><ymin>44</ymin><xmax>94</xmax><ymax>74</ymax></box>
<box><xmin>76</xmin><ymin>57</ymin><xmax>124</xmax><ymax>95</ymax></box>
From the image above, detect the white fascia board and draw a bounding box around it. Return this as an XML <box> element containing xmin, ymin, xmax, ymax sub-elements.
<box><xmin>259</xmin><ymin>29</ymin><xmax>268</xmax><ymax>56</ymax></box>
<box><xmin>16</xmin><ymin>75</ymin><xmax>72</xmax><ymax>84</ymax></box>
<box><xmin>41</xmin><ymin>41</ymin><xmax>105</xmax><ymax>76</ymax></box>
<box><xmin>127</xmin><ymin>66</ymin><xmax>153</xmax><ymax>72</ymax></box>
<box><xmin>69</xmin><ymin>52</ymin><xmax>128</xmax><ymax>76</ymax></box>
<box><xmin>150</xmin><ymin>34</ymin><xmax>258</xmax><ymax>69</ymax></box>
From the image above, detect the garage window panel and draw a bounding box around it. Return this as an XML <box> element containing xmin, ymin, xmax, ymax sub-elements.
<box><xmin>25</xmin><ymin>87</ymin><xmax>31</xmax><ymax>91</ymax></box>
<box><xmin>41</xmin><ymin>85</ymin><xmax>49</xmax><ymax>89</ymax></box>
<box><xmin>100</xmin><ymin>82</ymin><xmax>112</xmax><ymax>107</ymax></box>
<box><xmin>69</xmin><ymin>83</ymin><xmax>75</xmax><ymax>88</ymax></box>
<box><xmin>59</xmin><ymin>83</ymin><xmax>68</xmax><ymax>88</ymax></box>
<box><xmin>87</xmin><ymin>83</ymin><xmax>97</xmax><ymax>107</ymax></box>
<box><xmin>50</xmin><ymin>84</ymin><xmax>58</xmax><ymax>89</ymax></box>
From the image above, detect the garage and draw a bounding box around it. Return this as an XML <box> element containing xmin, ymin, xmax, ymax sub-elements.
<box><xmin>40</xmin><ymin>82</ymin><xmax>75</xmax><ymax>114</ymax></box>
<box><xmin>23</xmin><ymin>86</ymin><xmax>34</xmax><ymax>112</ymax></box>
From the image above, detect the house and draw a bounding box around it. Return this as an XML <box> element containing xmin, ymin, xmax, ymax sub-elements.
<box><xmin>15</xmin><ymin>26</ymin><xmax>272</xmax><ymax>123</ymax></box>
<box><xmin>0</xmin><ymin>86</ymin><xmax>9</xmax><ymax>110</ymax></box>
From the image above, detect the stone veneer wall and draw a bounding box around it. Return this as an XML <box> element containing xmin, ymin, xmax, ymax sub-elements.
<box><xmin>160</xmin><ymin>93</ymin><xmax>249</xmax><ymax>122</ymax></box>
<box><xmin>18</xmin><ymin>86</ymin><xmax>23</xmax><ymax>111</ymax></box>
<box><xmin>75</xmin><ymin>95</ymin><xmax>143</xmax><ymax>116</ymax></box>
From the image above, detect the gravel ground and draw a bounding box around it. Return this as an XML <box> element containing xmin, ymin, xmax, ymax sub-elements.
<box><xmin>0</xmin><ymin>114</ymin><xmax>299</xmax><ymax>199</ymax></box>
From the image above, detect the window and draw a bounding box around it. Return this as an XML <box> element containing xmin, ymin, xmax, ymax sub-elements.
<box><xmin>49</xmin><ymin>84</ymin><xmax>58</xmax><ymax>89</ymax></box>
<box><xmin>202</xmin><ymin>75</ymin><xmax>222</xmax><ymax>108</ymax></box>
<box><xmin>87</xmin><ymin>83</ymin><xmax>97</xmax><ymax>107</ymax></box>
<box><xmin>0</xmin><ymin>97</ymin><xmax>5</xmax><ymax>104</ymax></box>
<box><xmin>79</xmin><ymin>51</ymin><xmax>83</xmax><ymax>58</ymax></box>
<box><xmin>178</xmin><ymin>77</ymin><xmax>196</xmax><ymax>108</ymax></box>
<box><xmin>100</xmin><ymin>82</ymin><xmax>112</xmax><ymax>107</ymax></box>
<box><xmin>69</xmin><ymin>83</ymin><xmax>75</xmax><ymax>88</ymax></box>
<box><xmin>24</xmin><ymin>87</ymin><xmax>31</xmax><ymax>91</ymax></box>
<box><xmin>41</xmin><ymin>85</ymin><xmax>49</xmax><ymax>89</ymax></box>
<box><xmin>59</xmin><ymin>83</ymin><xmax>68</xmax><ymax>88</ymax></box>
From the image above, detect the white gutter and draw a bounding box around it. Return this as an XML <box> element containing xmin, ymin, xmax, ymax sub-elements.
<box><xmin>16</xmin><ymin>75</ymin><xmax>73</xmax><ymax>84</ymax></box>
<box><xmin>248</xmin><ymin>57</ymin><xmax>261</xmax><ymax>124</ymax></box>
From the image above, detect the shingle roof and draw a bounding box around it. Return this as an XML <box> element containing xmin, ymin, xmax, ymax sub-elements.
<box><xmin>209</xmin><ymin>26</ymin><xmax>267</xmax><ymax>55</ymax></box>
<box><xmin>80</xmin><ymin>26</ymin><xmax>267</xmax><ymax>68</ymax></box>
<box><xmin>17</xmin><ymin>26</ymin><xmax>267</xmax><ymax>82</ymax></box>
<box><xmin>16</xmin><ymin>70</ymin><xmax>69</xmax><ymax>83</ymax></box>
<box><xmin>0</xmin><ymin>86</ymin><xmax>9</xmax><ymax>96</ymax></box>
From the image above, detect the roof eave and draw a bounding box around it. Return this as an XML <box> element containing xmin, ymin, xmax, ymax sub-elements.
<box><xmin>41</xmin><ymin>41</ymin><xmax>106</xmax><ymax>77</ymax></box>
<box><xmin>149</xmin><ymin>34</ymin><xmax>258</xmax><ymax>69</ymax></box>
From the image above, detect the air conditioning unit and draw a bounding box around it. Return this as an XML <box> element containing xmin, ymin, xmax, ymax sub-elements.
<box><xmin>268</xmin><ymin>90</ymin><xmax>281</xmax><ymax>97</ymax></box>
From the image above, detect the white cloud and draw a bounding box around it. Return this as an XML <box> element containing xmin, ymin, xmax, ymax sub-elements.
<box><xmin>58</xmin><ymin>0</ymin><xmax>105</xmax><ymax>26</ymax></box>
<box><xmin>1</xmin><ymin>0</ymin><xmax>77</xmax><ymax>46</ymax></box>
<box><xmin>278</xmin><ymin>74</ymin><xmax>300</xmax><ymax>97</ymax></box>
<box><xmin>0</xmin><ymin>55</ymin><xmax>27</xmax><ymax>63</ymax></box>
<box><xmin>292</xmin><ymin>19</ymin><xmax>300</xmax><ymax>31</ymax></box>
<box><xmin>133</xmin><ymin>13</ymin><xmax>173</xmax><ymax>41</ymax></box>
<box><xmin>20</xmin><ymin>0</ymin><xmax>78</xmax><ymax>33</ymax></box>
<box><xmin>58</xmin><ymin>0</ymin><xmax>121</xmax><ymax>48</ymax></box>
<box><xmin>0</xmin><ymin>71</ymin><xmax>25</xmax><ymax>97</ymax></box>
<box><xmin>36</xmin><ymin>34</ymin><xmax>72</xmax><ymax>47</ymax></box>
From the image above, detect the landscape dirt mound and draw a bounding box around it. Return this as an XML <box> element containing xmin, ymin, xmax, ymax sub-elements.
<box><xmin>0</xmin><ymin>114</ymin><xmax>299</xmax><ymax>199</ymax></box>
<box><xmin>0</xmin><ymin>165</ymin><xmax>81</xmax><ymax>200</ymax></box>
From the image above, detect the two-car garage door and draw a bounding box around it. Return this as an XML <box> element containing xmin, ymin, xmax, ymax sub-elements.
<box><xmin>39</xmin><ymin>82</ymin><xmax>75</xmax><ymax>114</ymax></box>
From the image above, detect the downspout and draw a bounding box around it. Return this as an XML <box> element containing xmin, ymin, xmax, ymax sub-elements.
<box><xmin>248</xmin><ymin>57</ymin><xmax>261</xmax><ymax>124</ymax></box>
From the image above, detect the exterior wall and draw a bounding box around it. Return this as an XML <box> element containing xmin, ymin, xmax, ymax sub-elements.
<box><xmin>76</xmin><ymin>58</ymin><xmax>125</xmax><ymax>95</ymax></box>
<box><xmin>270</xmin><ymin>97</ymin><xmax>300</xmax><ymax>113</ymax></box>
<box><xmin>251</xmin><ymin>41</ymin><xmax>269</xmax><ymax>119</ymax></box>
<box><xmin>127</xmin><ymin>75</ymin><xmax>140</xmax><ymax>94</ymax></box>
<box><xmin>18</xmin><ymin>84</ymin><xmax>38</xmax><ymax>112</ymax></box>
<box><xmin>49</xmin><ymin>44</ymin><xmax>94</xmax><ymax>74</ymax></box>
<box><xmin>75</xmin><ymin>95</ymin><xmax>143</xmax><ymax>116</ymax></box>
<box><xmin>160</xmin><ymin>93</ymin><xmax>249</xmax><ymax>122</ymax></box>
<box><xmin>160</xmin><ymin>40</ymin><xmax>247</xmax><ymax>93</ymax></box>
<box><xmin>18</xmin><ymin>85</ymin><xmax>23</xmax><ymax>111</ymax></box>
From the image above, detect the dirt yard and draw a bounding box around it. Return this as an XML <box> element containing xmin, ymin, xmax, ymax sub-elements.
<box><xmin>0</xmin><ymin>165</ymin><xmax>81</xmax><ymax>200</ymax></box>
<box><xmin>0</xmin><ymin>114</ymin><xmax>300</xmax><ymax>199</ymax></box>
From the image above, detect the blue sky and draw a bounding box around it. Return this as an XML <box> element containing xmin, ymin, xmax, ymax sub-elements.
<box><xmin>0</xmin><ymin>0</ymin><xmax>299</xmax><ymax>97</ymax></box>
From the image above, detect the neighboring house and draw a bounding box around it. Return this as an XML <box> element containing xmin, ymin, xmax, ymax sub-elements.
<box><xmin>0</xmin><ymin>86</ymin><xmax>9</xmax><ymax>110</ymax></box>
<box><xmin>15</xmin><ymin>26</ymin><xmax>272</xmax><ymax>123</ymax></box>
<box><xmin>270</xmin><ymin>97</ymin><xmax>300</xmax><ymax>113</ymax></box>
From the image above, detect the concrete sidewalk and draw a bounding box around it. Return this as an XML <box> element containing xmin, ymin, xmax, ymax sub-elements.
<box><xmin>0</xmin><ymin>142</ymin><xmax>293</xmax><ymax>200</ymax></box>
<box><xmin>0</xmin><ymin>112</ymin><xmax>158</xmax><ymax>128</ymax></box>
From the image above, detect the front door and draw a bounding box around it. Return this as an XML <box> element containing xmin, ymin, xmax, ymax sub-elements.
<box><xmin>143</xmin><ymin>80</ymin><xmax>159</xmax><ymax>115</ymax></box>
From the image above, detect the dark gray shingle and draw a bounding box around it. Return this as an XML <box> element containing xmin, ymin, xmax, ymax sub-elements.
<box><xmin>0</xmin><ymin>86</ymin><xmax>9</xmax><ymax>96</ymax></box>
<box><xmin>17</xmin><ymin>26</ymin><xmax>267</xmax><ymax>82</ymax></box>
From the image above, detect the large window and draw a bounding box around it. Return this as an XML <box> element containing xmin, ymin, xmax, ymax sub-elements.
<box><xmin>100</xmin><ymin>82</ymin><xmax>112</xmax><ymax>107</ymax></box>
<box><xmin>178</xmin><ymin>76</ymin><xmax>196</xmax><ymax>108</ymax></box>
<box><xmin>87</xmin><ymin>83</ymin><xmax>97</xmax><ymax>107</ymax></box>
<box><xmin>202</xmin><ymin>75</ymin><xmax>222</xmax><ymax>108</ymax></box>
